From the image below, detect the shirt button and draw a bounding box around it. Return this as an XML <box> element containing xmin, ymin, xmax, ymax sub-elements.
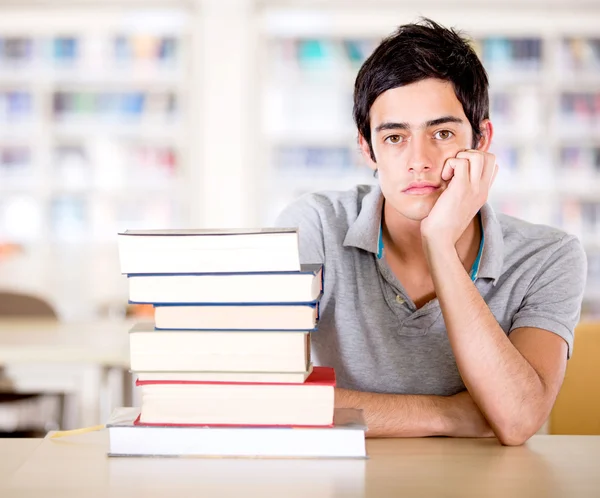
<box><xmin>396</xmin><ymin>295</ymin><xmax>405</xmax><ymax>304</ymax></box>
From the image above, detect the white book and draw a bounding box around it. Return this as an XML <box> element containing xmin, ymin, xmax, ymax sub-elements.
<box><xmin>107</xmin><ymin>407</ymin><xmax>367</xmax><ymax>458</ymax></box>
<box><xmin>133</xmin><ymin>364</ymin><xmax>314</xmax><ymax>384</ymax></box>
<box><xmin>129</xmin><ymin>323</ymin><xmax>311</xmax><ymax>373</ymax></box>
<box><xmin>127</xmin><ymin>264</ymin><xmax>323</xmax><ymax>304</ymax></box>
<box><xmin>154</xmin><ymin>303</ymin><xmax>319</xmax><ymax>330</ymax></box>
<box><xmin>137</xmin><ymin>366</ymin><xmax>335</xmax><ymax>426</ymax></box>
<box><xmin>118</xmin><ymin>228</ymin><xmax>300</xmax><ymax>274</ymax></box>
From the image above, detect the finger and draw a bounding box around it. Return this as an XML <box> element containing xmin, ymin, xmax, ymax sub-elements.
<box><xmin>441</xmin><ymin>158</ymin><xmax>456</xmax><ymax>181</ymax></box>
<box><xmin>443</xmin><ymin>158</ymin><xmax>470</xmax><ymax>183</ymax></box>
<box><xmin>456</xmin><ymin>150</ymin><xmax>484</xmax><ymax>187</ymax></box>
<box><xmin>489</xmin><ymin>163</ymin><xmax>499</xmax><ymax>187</ymax></box>
<box><xmin>481</xmin><ymin>153</ymin><xmax>497</xmax><ymax>188</ymax></box>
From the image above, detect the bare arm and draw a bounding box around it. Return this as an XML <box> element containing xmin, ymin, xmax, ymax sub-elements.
<box><xmin>335</xmin><ymin>388</ymin><xmax>493</xmax><ymax>438</ymax></box>
<box><xmin>416</xmin><ymin>149</ymin><xmax>581</xmax><ymax>446</ymax></box>
<box><xmin>423</xmin><ymin>239</ymin><xmax>568</xmax><ymax>446</ymax></box>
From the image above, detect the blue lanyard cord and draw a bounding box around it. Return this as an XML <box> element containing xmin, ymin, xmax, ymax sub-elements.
<box><xmin>377</xmin><ymin>214</ymin><xmax>484</xmax><ymax>282</ymax></box>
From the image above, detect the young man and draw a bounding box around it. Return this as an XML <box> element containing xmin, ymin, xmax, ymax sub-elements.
<box><xmin>276</xmin><ymin>19</ymin><xmax>587</xmax><ymax>445</ymax></box>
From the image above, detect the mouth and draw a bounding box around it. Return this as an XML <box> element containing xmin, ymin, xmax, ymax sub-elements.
<box><xmin>402</xmin><ymin>183</ymin><xmax>441</xmax><ymax>195</ymax></box>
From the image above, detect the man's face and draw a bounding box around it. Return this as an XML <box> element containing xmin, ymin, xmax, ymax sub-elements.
<box><xmin>362</xmin><ymin>78</ymin><xmax>482</xmax><ymax>222</ymax></box>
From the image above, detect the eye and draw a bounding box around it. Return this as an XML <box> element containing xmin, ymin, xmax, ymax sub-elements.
<box><xmin>385</xmin><ymin>135</ymin><xmax>403</xmax><ymax>144</ymax></box>
<box><xmin>434</xmin><ymin>130</ymin><xmax>454</xmax><ymax>140</ymax></box>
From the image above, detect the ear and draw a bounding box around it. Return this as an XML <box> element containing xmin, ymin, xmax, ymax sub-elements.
<box><xmin>476</xmin><ymin>119</ymin><xmax>493</xmax><ymax>152</ymax></box>
<box><xmin>358</xmin><ymin>133</ymin><xmax>377</xmax><ymax>172</ymax></box>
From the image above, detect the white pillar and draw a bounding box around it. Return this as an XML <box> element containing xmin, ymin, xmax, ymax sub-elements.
<box><xmin>193</xmin><ymin>0</ymin><xmax>257</xmax><ymax>228</ymax></box>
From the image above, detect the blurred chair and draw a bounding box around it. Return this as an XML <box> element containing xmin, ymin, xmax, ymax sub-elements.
<box><xmin>550</xmin><ymin>321</ymin><xmax>600</xmax><ymax>434</ymax></box>
<box><xmin>0</xmin><ymin>290</ymin><xmax>62</xmax><ymax>437</ymax></box>
<box><xmin>0</xmin><ymin>291</ymin><xmax>57</xmax><ymax>317</ymax></box>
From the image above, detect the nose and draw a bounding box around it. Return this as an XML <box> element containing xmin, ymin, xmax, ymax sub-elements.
<box><xmin>406</xmin><ymin>136</ymin><xmax>433</xmax><ymax>173</ymax></box>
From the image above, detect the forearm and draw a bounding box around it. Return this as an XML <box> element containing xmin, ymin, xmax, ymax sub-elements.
<box><xmin>335</xmin><ymin>388</ymin><xmax>492</xmax><ymax>438</ymax></box>
<box><xmin>424</xmin><ymin>240</ymin><xmax>547</xmax><ymax>442</ymax></box>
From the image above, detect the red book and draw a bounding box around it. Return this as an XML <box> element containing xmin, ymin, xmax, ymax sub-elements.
<box><xmin>136</xmin><ymin>366</ymin><xmax>336</xmax><ymax>427</ymax></box>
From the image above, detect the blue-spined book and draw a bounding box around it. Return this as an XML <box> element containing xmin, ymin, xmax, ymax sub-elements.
<box><xmin>153</xmin><ymin>300</ymin><xmax>320</xmax><ymax>331</ymax></box>
<box><xmin>127</xmin><ymin>264</ymin><xmax>323</xmax><ymax>305</ymax></box>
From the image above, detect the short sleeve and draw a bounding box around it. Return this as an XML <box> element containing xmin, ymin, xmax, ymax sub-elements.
<box><xmin>510</xmin><ymin>235</ymin><xmax>588</xmax><ymax>358</ymax></box>
<box><xmin>275</xmin><ymin>195</ymin><xmax>325</xmax><ymax>266</ymax></box>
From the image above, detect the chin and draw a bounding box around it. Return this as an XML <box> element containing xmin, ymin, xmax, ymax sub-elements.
<box><xmin>401</xmin><ymin>209</ymin><xmax>431</xmax><ymax>222</ymax></box>
<box><xmin>394</xmin><ymin>199</ymin><xmax>435</xmax><ymax>222</ymax></box>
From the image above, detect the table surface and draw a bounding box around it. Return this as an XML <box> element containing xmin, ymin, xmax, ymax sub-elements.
<box><xmin>1</xmin><ymin>432</ymin><xmax>599</xmax><ymax>498</ymax></box>
<box><xmin>0</xmin><ymin>319</ymin><xmax>135</xmax><ymax>366</ymax></box>
<box><xmin>0</xmin><ymin>439</ymin><xmax>41</xmax><ymax>480</ymax></box>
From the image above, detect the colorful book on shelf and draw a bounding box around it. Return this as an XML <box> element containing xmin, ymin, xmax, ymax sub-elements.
<box><xmin>135</xmin><ymin>366</ymin><xmax>335</xmax><ymax>427</ymax></box>
<box><xmin>129</xmin><ymin>322</ymin><xmax>311</xmax><ymax>373</ymax></box>
<box><xmin>153</xmin><ymin>301</ymin><xmax>320</xmax><ymax>331</ymax></box>
<box><xmin>107</xmin><ymin>406</ymin><xmax>367</xmax><ymax>458</ymax></box>
<box><xmin>127</xmin><ymin>264</ymin><xmax>323</xmax><ymax>304</ymax></box>
<box><xmin>117</xmin><ymin>228</ymin><xmax>301</xmax><ymax>274</ymax></box>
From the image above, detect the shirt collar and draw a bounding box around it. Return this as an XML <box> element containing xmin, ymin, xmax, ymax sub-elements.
<box><xmin>342</xmin><ymin>185</ymin><xmax>384</xmax><ymax>255</ymax></box>
<box><xmin>469</xmin><ymin>214</ymin><xmax>485</xmax><ymax>282</ymax></box>
<box><xmin>343</xmin><ymin>185</ymin><xmax>504</xmax><ymax>284</ymax></box>
<box><xmin>476</xmin><ymin>203</ymin><xmax>504</xmax><ymax>283</ymax></box>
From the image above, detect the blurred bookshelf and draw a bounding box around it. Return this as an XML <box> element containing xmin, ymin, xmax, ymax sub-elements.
<box><xmin>0</xmin><ymin>1</ymin><xmax>598</xmax><ymax>321</ymax></box>
<box><xmin>0</xmin><ymin>4</ymin><xmax>194</xmax><ymax>320</ymax></box>
<box><xmin>258</xmin><ymin>6</ymin><xmax>600</xmax><ymax>319</ymax></box>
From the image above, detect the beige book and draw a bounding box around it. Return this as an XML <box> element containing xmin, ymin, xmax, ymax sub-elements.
<box><xmin>129</xmin><ymin>323</ymin><xmax>311</xmax><ymax>373</ymax></box>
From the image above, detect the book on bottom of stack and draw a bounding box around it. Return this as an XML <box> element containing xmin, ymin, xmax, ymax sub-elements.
<box><xmin>107</xmin><ymin>407</ymin><xmax>367</xmax><ymax>458</ymax></box>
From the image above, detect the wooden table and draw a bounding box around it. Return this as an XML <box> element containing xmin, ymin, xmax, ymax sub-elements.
<box><xmin>0</xmin><ymin>439</ymin><xmax>41</xmax><ymax>480</ymax></box>
<box><xmin>1</xmin><ymin>432</ymin><xmax>599</xmax><ymax>497</ymax></box>
<box><xmin>0</xmin><ymin>319</ymin><xmax>135</xmax><ymax>429</ymax></box>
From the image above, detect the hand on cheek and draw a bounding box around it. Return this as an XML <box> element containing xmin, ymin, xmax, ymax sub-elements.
<box><xmin>421</xmin><ymin>149</ymin><xmax>498</xmax><ymax>249</ymax></box>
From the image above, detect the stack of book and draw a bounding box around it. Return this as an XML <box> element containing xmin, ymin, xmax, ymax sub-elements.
<box><xmin>110</xmin><ymin>228</ymin><xmax>366</xmax><ymax>458</ymax></box>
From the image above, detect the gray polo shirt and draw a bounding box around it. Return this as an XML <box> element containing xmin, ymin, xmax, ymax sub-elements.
<box><xmin>276</xmin><ymin>184</ymin><xmax>587</xmax><ymax>396</ymax></box>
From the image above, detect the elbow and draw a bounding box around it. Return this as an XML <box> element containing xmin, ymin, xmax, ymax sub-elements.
<box><xmin>494</xmin><ymin>418</ymin><xmax>539</xmax><ymax>446</ymax></box>
<box><xmin>491</xmin><ymin>398</ymin><xmax>549</xmax><ymax>446</ymax></box>
<box><xmin>496</xmin><ymin>428</ymin><xmax>530</xmax><ymax>446</ymax></box>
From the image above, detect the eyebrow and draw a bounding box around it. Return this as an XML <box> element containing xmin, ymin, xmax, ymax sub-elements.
<box><xmin>374</xmin><ymin>115</ymin><xmax>464</xmax><ymax>133</ymax></box>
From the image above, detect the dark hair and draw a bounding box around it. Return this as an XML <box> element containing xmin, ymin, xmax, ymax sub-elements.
<box><xmin>353</xmin><ymin>18</ymin><xmax>489</xmax><ymax>161</ymax></box>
